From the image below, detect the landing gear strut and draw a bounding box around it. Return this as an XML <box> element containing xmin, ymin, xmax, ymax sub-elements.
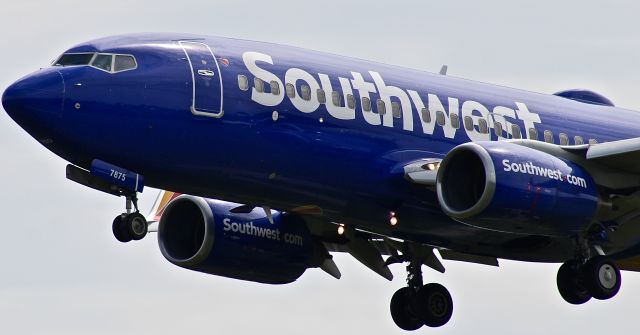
<box><xmin>112</xmin><ymin>194</ymin><xmax>148</xmax><ymax>243</ymax></box>
<box><xmin>557</xmin><ymin>239</ymin><xmax>621</xmax><ymax>304</ymax></box>
<box><xmin>390</xmin><ymin>260</ymin><xmax>453</xmax><ymax>330</ymax></box>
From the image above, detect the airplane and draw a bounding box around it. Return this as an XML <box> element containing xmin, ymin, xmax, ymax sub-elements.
<box><xmin>4</xmin><ymin>33</ymin><xmax>640</xmax><ymax>331</ymax></box>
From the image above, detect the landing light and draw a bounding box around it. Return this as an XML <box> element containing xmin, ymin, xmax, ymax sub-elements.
<box><xmin>389</xmin><ymin>212</ymin><xmax>398</xmax><ymax>226</ymax></box>
<box><xmin>337</xmin><ymin>224</ymin><xmax>345</xmax><ymax>235</ymax></box>
<box><xmin>424</xmin><ymin>162</ymin><xmax>440</xmax><ymax>171</ymax></box>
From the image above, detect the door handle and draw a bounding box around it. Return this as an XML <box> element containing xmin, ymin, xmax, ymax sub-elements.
<box><xmin>197</xmin><ymin>69</ymin><xmax>215</xmax><ymax>77</ymax></box>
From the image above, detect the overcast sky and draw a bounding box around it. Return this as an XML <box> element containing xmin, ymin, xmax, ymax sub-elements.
<box><xmin>1</xmin><ymin>1</ymin><xmax>640</xmax><ymax>334</ymax></box>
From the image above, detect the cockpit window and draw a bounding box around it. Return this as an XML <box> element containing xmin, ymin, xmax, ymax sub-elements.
<box><xmin>91</xmin><ymin>54</ymin><xmax>112</xmax><ymax>72</ymax></box>
<box><xmin>54</xmin><ymin>53</ymin><xmax>95</xmax><ymax>66</ymax></box>
<box><xmin>53</xmin><ymin>52</ymin><xmax>137</xmax><ymax>74</ymax></box>
<box><xmin>114</xmin><ymin>55</ymin><xmax>137</xmax><ymax>72</ymax></box>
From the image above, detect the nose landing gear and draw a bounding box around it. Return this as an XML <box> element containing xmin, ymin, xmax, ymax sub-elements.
<box><xmin>390</xmin><ymin>260</ymin><xmax>453</xmax><ymax>331</ymax></box>
<box><xmin>112</xmin><ymin>194</ymin><xmax>148</xmax><ymax>243</ymax></box>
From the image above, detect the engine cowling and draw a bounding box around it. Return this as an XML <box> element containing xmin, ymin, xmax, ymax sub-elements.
<box><xmin>436</xmin><ymin>141</ymin><xmax>600</xmax><ymax>236</ymax></box>
<box><xmin>158</xmin><ymin>196</ymin><xmax>323</xmax><ymax>284</ymax></box>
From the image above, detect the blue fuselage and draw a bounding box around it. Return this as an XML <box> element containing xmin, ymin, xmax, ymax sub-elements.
<box><xmin>4</xmin><ymin>33</ymin><xmax>640</xmax><ymax>262</ymax></box>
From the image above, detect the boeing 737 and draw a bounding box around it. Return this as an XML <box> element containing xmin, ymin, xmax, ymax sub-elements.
<box><xmin>5</xmin><ymin>33</ymin><xmax>640</xmax><ymax>330</ymax></box>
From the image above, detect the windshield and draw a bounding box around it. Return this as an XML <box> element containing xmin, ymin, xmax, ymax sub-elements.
<box><xmin>53</xmin><ymin>53</ymin><xmax>95</xmax><ymax>66</ymax></box>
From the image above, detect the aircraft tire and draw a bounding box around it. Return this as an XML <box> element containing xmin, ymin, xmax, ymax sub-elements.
<box><xmin>556</xmin><ymin>261</ymin><xmax>591</xmax><ymax>305</ymax></box>
<box><xmin>390</xmin><ymin>287</ymin><xmax>423</xmax><ymax>331</ymax></box>
<box><xmin>417</xmin><ymin>283</ymin><xmax>453</xmax><ymax>328</ymax></box>
<box><xmin>583</xmin><ymin>256</ymin><xmax>621</xmax><ymax>300</ymax></box>
<box><xmin>125</xmin><ymin>212</ymin><xmax>148</xmax><ymax>241</ymax></box>
<box><xmin>113</xmin><ymin>215</ymin><xmax>132</xmax><ymax>243</ymax></box>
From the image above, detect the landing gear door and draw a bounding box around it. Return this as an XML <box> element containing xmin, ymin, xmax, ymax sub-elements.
<box><xmin>179</xmin><ymin>41</ymin><xmax>224</xmax><ymax>118</ymax></box>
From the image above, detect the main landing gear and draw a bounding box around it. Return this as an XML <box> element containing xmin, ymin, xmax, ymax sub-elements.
<box><xmin>112</xmin><ymin>194</ymin><xmax>148</xmax><ymax>243</ymax></box>
<box><xmin>556</xmin><ymin>240</ymin><xmax>621</xmax><ymax>305</ymax></box>
<box><xmin>390</xmin><ymin>260</ymin><xmax>453</xmax><ymax>331</ymax></box>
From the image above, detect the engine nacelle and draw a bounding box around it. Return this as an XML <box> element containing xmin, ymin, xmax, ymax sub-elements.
<box><xmin>437</xmin><ymin>141</ymin><xmax>600</xmax><ymax>236</ymax></box>
<box><xmin>158</xmin><ymin>196</ymin><xmax>322</xmax><ymax>284</ymax></box>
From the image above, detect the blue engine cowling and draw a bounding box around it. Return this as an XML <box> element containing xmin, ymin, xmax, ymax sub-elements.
<box><xmin>436</xmin><ymin>141</ymin><xmax>601</xmax><ymax>236</ymax></box>
<box><xmin>157</xmin><ymin>196</ymin><xmax>322</xmax><ymax>284</ymax></box>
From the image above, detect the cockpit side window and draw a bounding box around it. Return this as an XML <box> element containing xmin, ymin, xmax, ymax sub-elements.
<box><xmin>114</xmin><ymin>55</ymin><xmax>137</xmax><ymax>72</ymax></box>
<box><xmin>54</xmin><ymin>52</ymin><xmax>137</xmax><ymax>74</ymax></box>
<box><xmin>54</xmin><ymin>53</ymin><xmax>95</xmax><ymax>66</ymax></box>
<box><xmin>91</xmin><ymin>54</ymin><xmax>113</xmax><ymax>72</ymax></box>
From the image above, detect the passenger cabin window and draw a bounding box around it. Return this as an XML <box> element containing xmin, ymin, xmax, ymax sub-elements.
<box><xmin>301</xmin><ymin>85</ymin><xmax>311</xmax><ymax>101</ymax></box>
<box><xmin>511</xmin><ymin>124</ymin><xmax>522</xmax><ymax>139</ymax></box>
<box><xmin>528</xmin><ymin>128</ymin><xmax>538</xmax><ymax>140</ymax></box>
<box><xmin>559</xmin><ymin>133</ymin><xmax>569</xmax><ymax>145</ymax></box>
<box><xmin>478</xmin><ymin>119</ymin><xmax>488</xmax><ymax>134</ymax></box>
<box><xmin>286</xmin><ymin>83</ymin><xmax>295</xmax><ymax>98</ymax></box>
<box><xmin>544</xmin><ymin>130</ymin><xmax>554</xmax><ymax>144</ymax></box>
<box><xmin>450</xmin><ymin>114</ymin><xmax>460</xmax><ymax>129</ymax></box>
<box><xmin>254</xmin><ymin>78</ymin><xmax>265</xmax><ymax>93</ymax></box>
<box><xmin>317</xmin><ymin>89</ymin><xmax>326</xmax><ymax>103</ymax></box>
<box><xmin>494</xmin><ymin>122</ymin><xmax>503</xmax><ymax>137</ymax></box>
<box><xmin>376</xmin><ymin>99</ymin><xmax>386</xmax><ymax>115</ymax></box>
<box><xmin>589</xmin><ymin>139</ymin><xmax>598</xmax><ymax>145</ymax></box>
<box><xmin>362</xmin><ymin>97</ymin><xmax>372</xmax><ymax>112</ymax></box>
<box><xmin>91</xmin><ymin>54</ymin><xmax>112</xmax><ymax>72</ymax></box>
<box><xmin>464</xmin><ymin>116</ymin><xmax>473</xmax><ymax>131</ymax></box>
<box><xmin>421</xmin><ymin>108</ymin><xmax>431</xmax><ymax>123</ymax></box>
<box><xmin>347</xmin><ymin>94</ymin><xmax>356</xmax><ymax>109</ymax></box>
<box><xmin>238</xmin><ymin>75</ymin><xmax>249</xmax><ymax>91</ymax></box>
<box><xmin>574</xmin><ymin>136</ymin><xmax>584</xmax><ymax>145</ymax></box>
<box><xmin>332</xmin><ymin>91</ymin><xmax>342</xmax><ymax>107</ymax></box>
<box><xmin>113</xmin><ymin>55</ymin><xmax>137</xmax><ymax>72</ymax></box>
<box><xmin>436</xmin><ymin>111</ymin><xmax>446</xmax><ymax>126</ymax></box>
<box><xmin>270</xmin><ymin>81</ymin><xmax>280</xmax><ymax>95</ymax></box>
<box><xmin>392</xmin><ymin>102</ymin><xmax>401</xmax><ymax>118</ymax></box>
<box><xmin>54</xmin><ymin>53</ymin><xmax>94</xmax><ymax>66</ymax></box>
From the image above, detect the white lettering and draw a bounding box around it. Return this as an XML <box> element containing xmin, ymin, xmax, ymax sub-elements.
<box><xmin>502</xmin><ymin>160</ymin><xmax>586</xmax><ymax>188</ymax></box>
<box><xmin>285</xmin><ymin>68</ymin><xmax>321</xmax><ymax>113</ymax></box>
<box><xmin>514</xmin><ymin>102</ymin><xmax>542</xmax><ymax>139</ymax></box>
<box><xmin>407</xmin><ymin>90</ymin><xmax>436</xmax><ymax>135</ymax></box>
<box><xmin>241</xmin><ymin>52</ymin><xmax>544</xmax><ymax>141</ymax></box>
<box><xmin>242</xmin><ymin>52</ymin><xmax>284</xmax><ymax>107</ymax></box>
<box><xmin>370</xmin><ymin>71</ymin><xmax>413</xmax><ymax>131</ymax></box>
<box><xmin>428</xmin><ymin>94</ymin><xmax>459</xmax><ymax>139</ymax></box>
<box><xmin>351</xmin><ymin>72</ymin><xmax>380</xmax><ymax>125</ymax></box>
<box><xmin>319</xmin><ymin>74</ymin><xmax>356</xmax><ymax>120</ymax></box>
<box><xmin>462</xmin><ymin>100</ymin><xmax>491</xmax><ymax>141</ymax></box>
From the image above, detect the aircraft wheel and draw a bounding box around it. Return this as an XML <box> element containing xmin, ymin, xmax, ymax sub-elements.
<box><xmin>583</xmin><ymin>256</ymin><xmax>621</xmax><ymax>300</ymax></box>
<box><xmin>390</xmin><ymin>287</ymin><xmax>423</xmax><ymax>331</ymax></box>
<box><xmin>417</xmin><ymin>283</ymin><xmax>453</xmax><ymax>328</ymax></box>
<box><xmin>125</xmin><ymin>212</ymin><xmax>148</xmax><ymax>241</ymax></box>
<box><xmin>112</xmin><ymin>215</ymin><xmax>132</xmax><ymax>243</ymax></box>
<box><xmin>557</xmin><ymin>261</ymin><xmax>591</xmax><ymax>305</ymax></box>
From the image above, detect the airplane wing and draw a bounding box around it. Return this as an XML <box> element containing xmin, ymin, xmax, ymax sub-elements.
<box><xmin>585</xmin><ymin>137</ymin><xmax>640</xmax><ymax>174</ymax></box>
<box><xmin>398</xmin><ymin>138</ymin><xmax>640</xmax><ymax>271</ymax></box>
<box><xmin>147</xmin><ymin>190</ymin><xmax>498</xmax><ymax>281</ymax></box>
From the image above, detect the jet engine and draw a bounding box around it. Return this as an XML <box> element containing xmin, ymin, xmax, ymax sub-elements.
<box><xmin>436</xmin><ymin>141</ymin><xmax>602</xmax><ymax>236</ymax></box>
<box><xmin>157</xmin><ymin>195</ymin><xmax>326</xmax><ymax>284</ymax></box>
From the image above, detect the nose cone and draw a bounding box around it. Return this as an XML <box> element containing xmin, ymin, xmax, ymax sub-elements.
<box><xmin>2</xmin><ymin>69</ymin><xmax>64</xmax><ymax>139</ymax></box>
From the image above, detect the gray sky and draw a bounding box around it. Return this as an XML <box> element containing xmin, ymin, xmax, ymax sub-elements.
<box><xmin>1</xmin><ymin>1</ymin><xmax>640</xmax><ymax>334</ymax></box>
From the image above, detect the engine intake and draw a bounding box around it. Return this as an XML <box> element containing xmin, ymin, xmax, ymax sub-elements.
<box><xmin>159</xmin><ymin>196</ymin><xmax>213</xmax><ymax>265</ymax></box>
<box><xmin>158</xmin><ymin>196</ymin><xmax>321</xmax><ymax>284</ymax></box>
<box><xmin>437</xmin><ymin>141</ymin><xmax>600</xmax><ymax>236</ymax></box>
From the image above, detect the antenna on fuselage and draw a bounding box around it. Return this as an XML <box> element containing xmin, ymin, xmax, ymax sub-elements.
<box><xmin>439</xmin><ymin>65</ymin><xmax>448</xmax><ymax>75</ymax></box>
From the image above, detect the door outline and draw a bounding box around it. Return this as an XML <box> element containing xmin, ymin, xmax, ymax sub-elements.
<box><xmin>179</xmin><ymin>41</ymin><xmax>224</xmax><ymax>118</ymax></box>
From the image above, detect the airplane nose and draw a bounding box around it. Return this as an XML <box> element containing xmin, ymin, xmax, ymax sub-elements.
<box><xmin>2</xmin><ymin>69</ymin><xmax>64</xmax><ymax>137</ymax></box>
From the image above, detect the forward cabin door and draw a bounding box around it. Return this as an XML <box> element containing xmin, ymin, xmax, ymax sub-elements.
<box><xmin>179</xmin><ymin>41</ymin><xmax>224</xmax><ymax>117</ymax></box>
